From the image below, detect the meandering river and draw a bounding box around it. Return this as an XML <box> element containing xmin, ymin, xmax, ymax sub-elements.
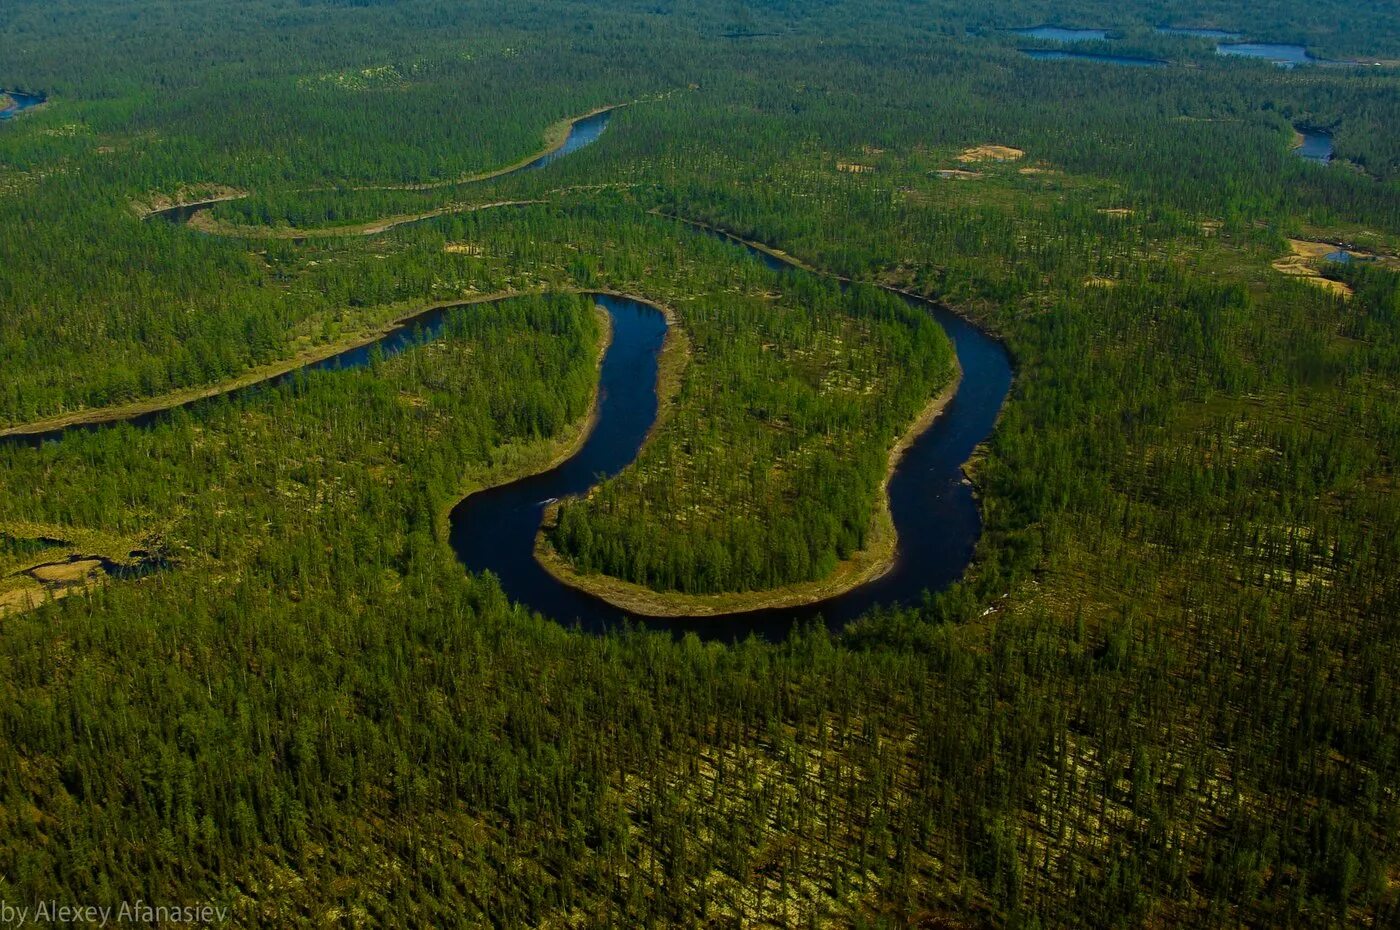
<box><xmin>448</xmin><ymin>231</ymin><xmax>1012</xmax><ymax>640</ymax></box>
<box><xmin>9</xmin><ymin>106</ymin><xmax>1013</xmax><ymax>639</ymax></box>
<box><xmin>0</xmin><ymin>298</ymin><xmax>510</xmax><ymax>447</ymax></box>
<box><xmin>146</xmin><ymin>108</ymin><xmax>613</xmax><ymax>225</ymax></box>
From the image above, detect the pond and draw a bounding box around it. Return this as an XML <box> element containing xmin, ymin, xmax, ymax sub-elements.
<box><xmin>1218</xmin><ymin>43</ymin><xmax>1322</xmax><ymax>67</ymax></box>
<box><xmin>0</xmin><ymin>89</ymin><xmax>45</xmax><ymax>121</ymax></box>
<box><xmin>1011</xmin><ymin>27</ymin><xmax>1110</xmax><ymax>42</ymax></box>
<box><xmin>1156</xmin><ymin>26</ymin><xmax>1244</xmax><ymax>40</ymax></box>
<box><xmin>1021</xmin><ymin>49</ymin><xmax>1167</xmax><ymax>67</ymax></box>
<box><xmin>1295</xmin><ymin>126</ymin><xmax>1334</xmax><ymax>164</ymax></box>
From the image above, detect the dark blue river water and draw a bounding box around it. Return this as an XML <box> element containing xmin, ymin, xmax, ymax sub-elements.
<box><xmin>1218</xmin><ymin>43</ymin><xmax>1321</xmax><ymax>67</ymax></box>
<box><xmin>1021</xmin><ymin>49</ymin><xmax>1167</xmax><ymax>67</ymax></box>
<box><xmin>147</xmin><ymin>109</ymin><xmax>613</xmax><ymax>224</ymax></box>
<box><xmin>9</xmin><ymin>103</ymin><xmax>1012</xmax><ymax>641</ymax></box>
<box><xmin>1011</xmin><ymin>26</ymin><xmax>1109</xmax><ymax>42</ymax></box>
<box><xmin>1295</xmin><ymin>126</ymin><xmax>1334</xmax><ymax>164</ymax></box>
<box><xmin>447</xmin><ymin>229</ymin><xmax>1013</xmax><ymax>640</ymax></box>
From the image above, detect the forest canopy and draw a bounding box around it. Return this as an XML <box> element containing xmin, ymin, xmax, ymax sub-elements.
<box><xmin>0</xmin><ymin>1</ymin><xmax>1397</xmax><ymax>926</ymax></box>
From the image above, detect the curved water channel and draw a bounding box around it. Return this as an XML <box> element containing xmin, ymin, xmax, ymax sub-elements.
<box><xmin>6</xmin><ymin>104</ymin><xmax>1012</xmax><ymax>639</ymax></box>
<box><xmin>1021</xmin><ymin>49</ymin><xmax>1166</xmax><ymax>67</ymax></box>
<box><xmin>0</xmin><ymin>298</ymin><xmax>527</xmax><ymax>447</ymax></box>
<box><xmin>145</xmin><ymin>108</ymin><xmax>613</xmax><ymax>226</ymax></box>
<box><xmin>1295</xmin><ymin>126</ymin><xmax>1334</xmax><ymax>164</ymax></box>
<box><xmin>0</xmin><ymin>274</ymin><xmax>1010</xmax><ymax>640</ymax></box>
<box><xmin>448</xmin><ymin>231</ymin><xmax>1012</xmax><ymax>639</ymax></box>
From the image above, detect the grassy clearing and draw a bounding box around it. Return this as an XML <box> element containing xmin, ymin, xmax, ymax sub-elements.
<box><xmin>957</xmin><ymin>144</ymin><xmax>1025</xmax><ymax>163</ymax></box>
<box><xmin>0</xmin><ymin>521</ymin><xmax>149</xmax><ymax>618</ymax></box>
<box><xmin>186</xmin><ymin>199</ymin><xmax>541</xmax><ymax>239</ymax></box>
<box><xmin>1271</xmin><ymin>239</ymin><xmax>1355</xmax><ymax>297</ymax></box>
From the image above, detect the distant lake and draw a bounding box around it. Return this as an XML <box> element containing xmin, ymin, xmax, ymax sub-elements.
<box><xmin>1218</xmin><ymin>43</ymin><xmax>1321</xmax><ymax>67</ymax></box>
<box><xmin>1156</xmin><ymin>26</ymin><xmax>1244</xmax><ymax>40</ymax></box>
<box><xmin>1012</xmin><ymin>26</ymin><xmax>1109</xmax><ymax>42</ymax></box>
<box><xmin>1021</xmin><ymin>49</ymin><xmax>1167</xmax><ymax>68</ymax></box>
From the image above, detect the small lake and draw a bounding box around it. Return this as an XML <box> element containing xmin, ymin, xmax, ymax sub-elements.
<box><xmin>1156</xmin><ymin>26</ymin><xmax>1243</xmax><ymax>40</ymax></box>
<box><xmin>1012</xmin><ymin>26</ymin><xmax>1109</xmax><ymax>42</ymax></box>
<box><xmin>1218</xmin><ymin>43</ymin><xmax>1321</xmax><ymax>67</ymax></box>
<box><xmin>1295</xmin><ymin>127</ymin><xmax>1334</xmax><ymax>164</ymax></box>
<box><xmin>0</xmin><ymin>89</ymin><xmax>45</xmax><ymax>121</ymax></box>
<box><xmin>1021</xmin><ymin>49</ymin><xmax>1167</xmax><ymax>68</ymax></box>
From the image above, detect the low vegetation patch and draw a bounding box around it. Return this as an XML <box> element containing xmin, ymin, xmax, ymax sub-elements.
<box><xmin>1272</xmin><ymin>238</ymin><xmax>1355</xmax><ymax>297</ymax></box>
<box><xmin>958</xmin><ymin>143</ymin><xmax>1026</xmax><ymax>163</ymax></box>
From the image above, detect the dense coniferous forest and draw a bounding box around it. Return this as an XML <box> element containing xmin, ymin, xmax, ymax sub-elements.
<box><xmin>549</xmin><ymin>281</ymin><xmax>955</xmax><ymax>594</ymax></box>
<box><xmin>1</xmin><ymin>0</ymin><xmax>1399</xmax><ymax>926</ymax></box>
